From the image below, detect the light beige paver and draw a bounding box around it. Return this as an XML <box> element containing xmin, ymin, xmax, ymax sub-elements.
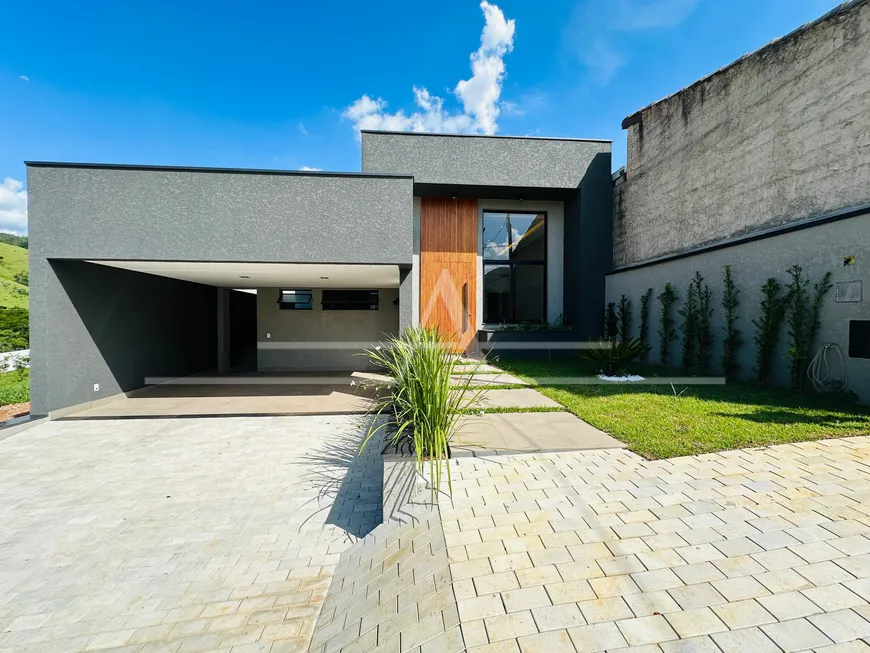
<box><xmin>441</xmin><ymin>436</ymin><xmax>870</xmax><ymax>653</ymax></box>
<box><xmin>0</xmin><ymin>415</ymin><xmax>383</xmax><ymax>652</ymax></box>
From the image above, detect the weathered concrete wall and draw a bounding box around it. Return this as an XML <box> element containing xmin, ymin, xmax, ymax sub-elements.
<box><xmin>615</xmin><ymin>0</ymin><xmax>870</xmax><ymax>266</ymax></box>
<box><xmin>605</xmin><ymin>212</ymin><xmax>870</xmax><ymax>403</ymax></box>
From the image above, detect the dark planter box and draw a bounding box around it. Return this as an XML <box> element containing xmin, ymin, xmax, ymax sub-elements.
<box><xmin>478</xmin><ymin>329</ymin><xmax>589</xmax><ymax>359</ymax></box>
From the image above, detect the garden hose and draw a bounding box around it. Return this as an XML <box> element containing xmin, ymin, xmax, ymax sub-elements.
<box><xmin>807</xmin><ymin>343</ymin><xmax>848</xmax><ymax>393</ymax></box>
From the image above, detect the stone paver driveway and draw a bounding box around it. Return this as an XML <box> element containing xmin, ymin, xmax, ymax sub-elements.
<box><xmin>443</xmin><ymin>436</ymin><xmax>870</xmax><ymax>652</ymax></box>
<box><xmin>0</xmin><ymin>415</ymin><xmax>380</xmax><ymax>652</ymax></box>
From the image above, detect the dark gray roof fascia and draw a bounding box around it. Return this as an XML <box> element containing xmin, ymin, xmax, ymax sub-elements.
<box><xmin>360</xmin><ymin>130</ymin><xmax>612</xmax><ymax>144</ymax></box>
<box><xmin>24</xmin><ymin>161</ymin><xmax>414</xmax><ymax>180</ymax></box>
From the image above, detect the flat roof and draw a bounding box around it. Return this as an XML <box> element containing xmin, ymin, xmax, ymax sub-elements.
<box><xmin>361</xmin><ymin>130</ymin><xmax>612</xmax><ymax>144</ymax></box>
<box><xmin>622</xmin><ymin>0</ymin><xmax>863</xmax><ymax>128</ymax></box>
<box><xmin>24</xmin><ymin>161</ymin><xmax>414</xmax><ymax>180</ymax></box>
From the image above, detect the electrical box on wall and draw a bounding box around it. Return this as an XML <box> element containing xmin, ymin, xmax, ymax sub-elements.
<box><xmin>849</xmin><ymin>321</ymin><xmax>870</xmax><ymax>359</ymax></box>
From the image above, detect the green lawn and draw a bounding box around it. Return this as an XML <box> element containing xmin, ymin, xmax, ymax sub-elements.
<box><xmin>0</xmin><ymin>241</ymin><xmax>28</xmax><ymax>309</ymax></box>
<box><xmin>495</xmin><ymin>356</ymin><xmax>870</xmax><ymax>459</ymax></box>
<box><xmin>0</xmin><ymin>368</ymin><xmax>29</xmax><ymax>406</ymax></box>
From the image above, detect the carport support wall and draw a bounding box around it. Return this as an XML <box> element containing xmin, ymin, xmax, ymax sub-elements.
<box><xmin>29</xmin><ymin>260</ymin><xmax>218</xmax><ymax>417</ymax></box>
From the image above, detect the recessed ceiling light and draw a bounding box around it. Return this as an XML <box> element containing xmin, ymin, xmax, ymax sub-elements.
<box><xmin>239</xmin><ymin>275</ymin><xmax>250</xmax><ymax>279</ymax></box>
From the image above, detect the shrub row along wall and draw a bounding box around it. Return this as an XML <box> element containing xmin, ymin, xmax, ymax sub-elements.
<box><xmin>605</xmin><ymin>212</ymin><xmax>870</xmax><ymax>403</ymax></box>
<box><xmin>308</xmin><ymin>457</ymin><xmax>464</xmax><ymax>653</ymax></box>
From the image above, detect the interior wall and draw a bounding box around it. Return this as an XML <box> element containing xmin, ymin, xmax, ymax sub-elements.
<box><xmin>31</xmin><ymin>260</ymin><xmax>217</xmax><ymax>416</ymax></box>
<box><xmin>256</xmin><ymin>288</ymin><xmax>399</xmax><ymax>370</ymax></box>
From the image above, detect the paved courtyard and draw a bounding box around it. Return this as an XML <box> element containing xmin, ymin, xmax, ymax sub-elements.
<box><xmin>4</xmin><ymin>414</ymin><xmax>870</xmax><ymax>653</ymax></box>
<box><xmin>0</xmin><ymin>415</ymin><xmax>381</xmax><ymax>652</ymax></box>
<box><xmin>442</xmin><ymin>436</ymin><xmax>870</xmax><ymax>652</ymax></box>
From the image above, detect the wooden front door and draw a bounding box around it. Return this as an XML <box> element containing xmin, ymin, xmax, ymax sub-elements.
<box><xmin>419</xmin><ymin>197</ymin><xmax>478</xmax><ymax>352</ymax></box>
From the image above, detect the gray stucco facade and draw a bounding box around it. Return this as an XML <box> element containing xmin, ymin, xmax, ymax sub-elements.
<box><xmin>27</xmin><ymin>165</ymin><xmax>414</xmax><ymax>264</ymax></box>
<box><xmin>361</xmin><ymin>131</ymin><xmax>611</xmax><ymax>190</ymax></box>
<box><xmin>362</xmin><ymin>131</ymin><xmax>614</xmax><ymax>338</ymax></box>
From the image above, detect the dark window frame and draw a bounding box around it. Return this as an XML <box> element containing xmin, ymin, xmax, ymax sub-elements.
<box><xmin>482</xmin><ymin>210</ymin><xmax>548</xmax><ymax>324</ymax></box>
<box><xmin>321</xmin><ymin>289</ymin><xmax>380</xmax><ymax>311</ymax></box>
<box><xmin>277</xmin><ymin>289</ymin><xmax>313</xmax><ymax>310</ymax></box>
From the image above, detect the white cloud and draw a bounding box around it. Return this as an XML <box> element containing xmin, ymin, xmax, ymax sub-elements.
<box><xmin>343</xmin><ymin>1</ymin><xmax>515</xmax><ymax>136</ymax></box>
<box><xmin>19</xmin><ymin>75</ymin><xmax>30</xmax><ymax>82</ymax></box>
<box><xmin>0</xmin><ymin>178</ymin><xmax>27</xmax><ymax>235</ymax></box>
<box><xmin>298</xmin><ymin>122</ymin><xmax>308</xmax><ymax>136</ymax></box>
<box><xmin>298</xmin><ymin>166</ymin><xmax>322</xmax><ymax>172</ymax></box>
<box><xmin>565</xmin><ymin>0</ymin><xmax>699</xmax><ymax>84</ymax></box>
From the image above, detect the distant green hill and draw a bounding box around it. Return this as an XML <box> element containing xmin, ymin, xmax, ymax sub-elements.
<box><xmin>0</xmin><ymin>242</ymin><xmax>28</xmax><ymax>309</ymax></box>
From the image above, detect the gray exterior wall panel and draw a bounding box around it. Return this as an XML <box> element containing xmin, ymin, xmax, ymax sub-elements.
<box><xmin>361</xmin><ymin>132</ymin><xmax>611</xmax><ymax>189</ymax></box>
<box><xmin>27</xmin><ymin>166</ymin><xmax>414</xmax><ymax>264</ymax></box>
<box><xmin>30</xmin><ymin>261</ymin><xmax>217</xmax><ymax>416</ymax></box>
<box><xmin>605</xmin><ymin>213</ymin><xmax>870</xmax><ymax>403</ymax></box>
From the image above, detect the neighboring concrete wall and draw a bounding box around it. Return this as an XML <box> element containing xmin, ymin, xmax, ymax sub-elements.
<box><xmin>615</xmin><ymin>0</ymin><xmax>870</xmax><ymax>266</ymax></box>
<box><xmin>30</xmin><ymin>260</ymin><xmax>217</xmax><ymax>416</ymax></box>
<box><xmin>256</xmin><ymin>288</ymin><xmax>399</xmax><ymax>370</ymax></box>
<box><xmin>605</xmin><ymin>213</ymin><xmax>870</xmax><ymax>403</ymax></box>
<box><xmin>27</xmin><ymin>165</ymin><xmax>414</xmax><ymax>265</ymax></box>
<box><xmin>362</xmin><ymin>131</ymin><xmax>611</xmax><ymax>189</ymax></box>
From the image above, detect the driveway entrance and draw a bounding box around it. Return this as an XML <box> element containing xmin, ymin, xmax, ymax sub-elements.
<box><xmin>0</xmin><ymin>414</ymin><xmax>381</xmax><ymax>651</ymax></box>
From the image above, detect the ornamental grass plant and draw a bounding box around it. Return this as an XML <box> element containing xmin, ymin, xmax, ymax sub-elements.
<box><xmin>360</xmin><ymin>326</ymin><xmax>483</xmax><ymax>501</ymax></box>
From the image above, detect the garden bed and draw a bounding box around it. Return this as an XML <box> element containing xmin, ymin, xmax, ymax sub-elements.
<box><xmin>496</xmin><ymin>357</ymin><xmax>870</xmax><ymax>459</ymax></box>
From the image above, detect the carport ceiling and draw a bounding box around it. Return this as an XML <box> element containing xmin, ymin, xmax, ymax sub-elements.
<box><xmin>85</xmin><ymin>260</ymin><xmax>402</xmax><ymax>288</ymax></box>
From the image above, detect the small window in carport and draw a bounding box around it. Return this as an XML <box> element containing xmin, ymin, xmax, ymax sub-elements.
<box><xmin>322</xmin><ymin>290</ymin><xmax>379</xmax><ymax>310</ymax></box>
<box><xmin>278</xmin><ymin>290</ymin><xmax>313</xmax><ymax>310</ymax></box>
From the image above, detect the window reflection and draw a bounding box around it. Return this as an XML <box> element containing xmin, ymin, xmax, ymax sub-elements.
<box><xmin>482</xmin><ymin>211</ymin><xmax>547</xmax><ymax>324</ymax></box>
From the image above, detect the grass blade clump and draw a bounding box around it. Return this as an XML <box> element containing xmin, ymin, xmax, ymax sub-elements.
<box><xmin>360</xmin><ymin>326</ymin><xmax>483</xmax><ymax>502</ymax></box>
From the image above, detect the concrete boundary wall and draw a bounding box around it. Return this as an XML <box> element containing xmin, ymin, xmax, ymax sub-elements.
<box><xmin>605</xmin><ymin>212</ymin><xmax>870</xmax><ymax>403</ymax></box>
<box><xmin>308</xmin><ymin>455</ymin><xmax>464</xmax><ymax>653</ymax></box>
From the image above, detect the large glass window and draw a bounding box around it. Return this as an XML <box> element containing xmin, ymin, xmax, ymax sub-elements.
<box><xmin>483</xmin><ymin>212</ymin><xmax>546</xmax><ymax>324</ymax></box>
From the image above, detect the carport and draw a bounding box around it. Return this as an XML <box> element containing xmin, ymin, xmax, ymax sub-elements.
<box><xmin>49</xmin><ymin>259</ymin><xmax>400</xmax><ymax>419</ymax></box>
<box><xmin>27</xmin><ymin>161</ymin><xmax>414</xmax><ymax>418</ymax></box>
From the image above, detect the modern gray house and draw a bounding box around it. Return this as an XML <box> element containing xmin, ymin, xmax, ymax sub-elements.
<box><xmin>27</xmin><ymin>132</ymin><xmax>613</xmax><ymax>417</ymax></box>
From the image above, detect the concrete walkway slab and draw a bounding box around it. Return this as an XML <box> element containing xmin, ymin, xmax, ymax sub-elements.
<box><xmin>475</xmin><ymin>388</ymin><xmax>563</xmax><ymax>409</ymax></box>
<box><xmin>456</xmin><ymin>372</ymin><xmax>529</xmax><ymax>387</ymax></box>
<box><xmin>452</xmin><ymin>411</ymin><xmax>625</xmax><ymax>453</ymax></box>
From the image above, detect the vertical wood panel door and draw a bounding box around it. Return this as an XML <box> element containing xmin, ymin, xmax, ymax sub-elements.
<box><xmin>420</xmin><ymin>197</ymin><xmax>478</xmax><ymax>352</ymax></box>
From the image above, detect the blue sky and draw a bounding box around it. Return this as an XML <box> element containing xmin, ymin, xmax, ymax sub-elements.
<box><xmin>0</xmin><ymin>0</ymin><xmax>842</xmax><ymax>234</ymax></box>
